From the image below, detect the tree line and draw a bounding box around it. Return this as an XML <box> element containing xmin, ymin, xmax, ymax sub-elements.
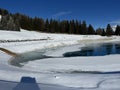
<box><xmin>0</xmin><ymin>8</ymin><xmax>120</xmax><ymax>36</ymax></box>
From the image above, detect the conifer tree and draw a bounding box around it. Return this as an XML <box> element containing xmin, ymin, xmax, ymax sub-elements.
<box><xmin>44</xmin><ymin>19</ymin><xmax>49</xmax><ymax>32</ymax></box>
<box><xmin>81</xmin><ymin>21</ymin><xmax>87</xmax><ymax>35</ymax></box>
<box><xmin>115</xmin><ymin>25</ymin><xmax>120</xmax><ymax>35</ymax></box>
<box><xmin>102</xmin><ymin>29</ymin><xmax>106</xmax><ymax>36</ymax></box>
<box><xmin>87</xmin><ymin>24</ymin><xmax>95</xmax><ymax>35</ymax></box>
<box><xmin>68</xmin><ymin>20</ymin><xmax>75</xmax><ymax>34</ymax></box>
<box><xmin>75</xmin><ymin>20</ymin><xmax>80</xmax><ymax>34</ymax></box>
<box><xmin>0</xmin><ymin>8</ymin><xmax>9</xmax><ymax>15</ymax></box>
<box><xmin>96</xmin><ymin>28</ymin><xmax>103</xmax><ymax>35</ymax></box>
<box><xmin>106</xmin><ymin>24</ymin><xmax>114</xmax><ymax>36</ymax></box>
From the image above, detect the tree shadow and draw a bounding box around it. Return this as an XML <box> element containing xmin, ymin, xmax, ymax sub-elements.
<box><xmin>13</xmin><ymin>77</ymin><xmax>40</xmax><ymax>90</ymax></box>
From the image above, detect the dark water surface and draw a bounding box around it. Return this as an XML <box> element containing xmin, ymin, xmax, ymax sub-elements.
<box><xmin>63</xmin><ymin>42</ymin><xmax>120</xmax><ymax>57</ymax></box>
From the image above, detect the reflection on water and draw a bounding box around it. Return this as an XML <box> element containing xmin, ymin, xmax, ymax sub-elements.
<box><xmin>13</xmin><ymin>77</ymin><xmax>40</xmax><ymax>90</ymax></box>
<box><xmin>63</xmin><ymin>43</ymin><xmax>120</xmax><ymax>57</ymax></box>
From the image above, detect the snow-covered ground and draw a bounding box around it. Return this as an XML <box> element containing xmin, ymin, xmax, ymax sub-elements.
<box><xmin>0</xmin><ymin>29</ymin><xmax>119</xmax><ymax>53</ymax></box>
<box><xmin>0</xmin><ymin>29</ymin><xmax>120</xmax><ymax>89</ymax></box>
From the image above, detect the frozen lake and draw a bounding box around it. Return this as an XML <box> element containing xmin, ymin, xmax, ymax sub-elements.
<box><xmin>11</xmin><ymin>42</ymin><xmax>120</xmax><ymax>67</ymax></box>
<box><xmin>6</xmin><ymin>42</ymin><xmax>120</xmax><ymax>90</ymax></box>
<box><xmin>1</xmin><ymin>29</ymin><xmax>120</xmax><ymax>90</ymax></box>
<box><xmin>63</xmin><ymin>42</ymin><xmax>120</xmax><ymax>57</ymax></box>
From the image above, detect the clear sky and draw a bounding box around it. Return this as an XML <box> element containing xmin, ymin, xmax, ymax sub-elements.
<box><xmin>0</xmin><ymin>0</ymin><xmax>120</xmax><ymax>29</ymax></box>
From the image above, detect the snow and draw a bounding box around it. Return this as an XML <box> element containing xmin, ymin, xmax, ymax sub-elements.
<box><xmin>22</xmin><ymin>54</ymin><xmax>120</xmax><ymax>73</ymax></box>
<box><xmin>1</xmin><ymin>29</ymin><xmax>120</xmax><ymax>89</ymax></box>
<box><xmin>100</xmin><ymin>79</ymin><xmax>120</xmax><ymax>89</ymax></box>
<box><xmin>0</xmin><ymin>29</ymin><xmax>47</xmax><ymax>40</ymax></box>
<box><xmin>0</xmin><ymin>29</ymin><xmax>119</xmax><ymax>53</ymax></box>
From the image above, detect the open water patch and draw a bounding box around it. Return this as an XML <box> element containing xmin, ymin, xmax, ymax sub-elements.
<box><xmin>63</xmin><ymin>42</ymin><xmax>120</xmax><ymax>57</ymax></box>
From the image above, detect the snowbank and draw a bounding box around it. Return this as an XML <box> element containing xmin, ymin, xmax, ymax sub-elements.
<box><xmin>0</xmin><ymin>29</ymin><xmax>120</xmax><ymax>53</ymax></box>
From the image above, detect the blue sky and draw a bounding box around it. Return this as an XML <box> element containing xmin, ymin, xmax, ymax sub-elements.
<box><xmin>0</xmin><ymin>0</ymin><xmax>120</xmax><ymax>29</ymax></box>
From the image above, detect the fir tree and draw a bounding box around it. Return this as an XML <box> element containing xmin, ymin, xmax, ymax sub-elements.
<box><xmin>81</xmin><ymin>21</ymin><xmax>87</xmax><ymax>35</ymax></box>
<box><xmin>87</xmin><ymin>24</ymin><xmax>95</xmax><ymax>35</ymax></box>
<box><xmin>44</xmin><ymin>19</ymin><xmax>49</xmax><ymax>32</ymax></box>
<box><xmin>102</xmin><ymin>29</ymin><xmax>106</xmax><ymax>36</ymax></box>
<box><xmin>75</xmin><ymin>20</ymin><xmax>80</xmax><ymax>34</ymax></box>
<box><xmin>106</xmin><ymin>24</ymin><xmax>114</xmax><ymax>36</ymax></box>
<box><xmin>115</xmin><ymin>25</ymin><xmax>120</xmax><ymax>35</ymax></box>
<box><xmin>96</xmin><ymin>28</ymin><xmax>103</xmax><ymax>35</ymax></box>
<box><xmin>0</xmin><ymin>8</ymin><xmax>9</xmax><ymax>15</ymax></box>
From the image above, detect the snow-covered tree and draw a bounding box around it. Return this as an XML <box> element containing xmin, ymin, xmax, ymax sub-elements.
<box><xmin>0</xmin><ymin>15</ymin><xmax>20</xmax><ymax>31</ymax></box>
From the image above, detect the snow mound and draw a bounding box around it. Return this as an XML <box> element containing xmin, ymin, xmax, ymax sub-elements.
<box><xmin>0</xmin><ymin>29</ymin><xmax>48</xmax><ymax>40</ymax></box>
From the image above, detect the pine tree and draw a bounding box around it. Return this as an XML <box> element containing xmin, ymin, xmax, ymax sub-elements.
<box><xmin>96</xmin><ymin>28</ymin><xmax>106</xmax><ymax>36</ymax></box>
<box><xmin>44</xmin><ymin>19</ymin><xmax>49</xmax><ymax>32</ymax></box>
<box><xmin>96</xmin><ymin>28</ymin><xmax>103</xmax><ymax>35</ymax></box>
<box><xmin>102</xmin><ymin>29</ymin><xmax>106</xmax><ymax>36</ymax></box>
<box><xmin>0</xmin><ymin>8</ymin><xmax>9</xmax><ymax>15</ymax></box>
<box><xmin>78</xmin><ymin>21</ymin><xmax>82</xmax><ymax>34</ymax></box>
<box><xmin>106</xmin><ymin>24</ymin><xmax>114</xmax><ymax>36</ymax></box>
<box><xmin>87</xmin><ymin>24</ymin><xmax>95</xmax><ymax>35</ymax></box>
<box><xmin>33</xmin><ymin>17</ymin><xmax>41</xmax><ymax>31</ymax></box>
<box><xmin>75</xmin><ymin>20</ymin><xmax>80</xmax><ymax>34</ymax></box>
<box><xmin>65</xmin><ymin>21</ymin><xmax>70</xmax><ymax>33</ymax></box>
<box><xmin>39</xmin><ymin>18</ymin><xmax>45</xmax><ymax>31</ymax></box>
<box><xmin>115</xmin><ymin>25</ymin><xmax>120</xmax><ymax>35</ymax></box>
<box><xmin>72</xmin><ymin>20</ymin><xmax>76</xmax><ymax>34</ymax></box>
<box><xmin>81</xmin><ymin>21</ymin><xmax>87</xmax><ymax>35</ymax></box>
<box><xmin>68</xmin><ymin>20</ymin><xmax>75</xmax><ymax>34</ymax></box>
<box><xmin>49</xmin><ymin>19</ymin><xmax>57</xmax><ymax>33</ymax></box>
<box><xmin>60</xmin><ymin>20</ymin><xmax>67</xmax><ymax>33</ymax></box>
<box><xmin>54</xmin><ymin>20</ymin><xmax>59</xmax><ymax>33</ymax></box>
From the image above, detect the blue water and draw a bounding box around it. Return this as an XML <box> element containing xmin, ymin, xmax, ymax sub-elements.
<box><xmin>63</xmin><ymin>43</ymin><xmax>120</xmax><ymax>57</ymax></box>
